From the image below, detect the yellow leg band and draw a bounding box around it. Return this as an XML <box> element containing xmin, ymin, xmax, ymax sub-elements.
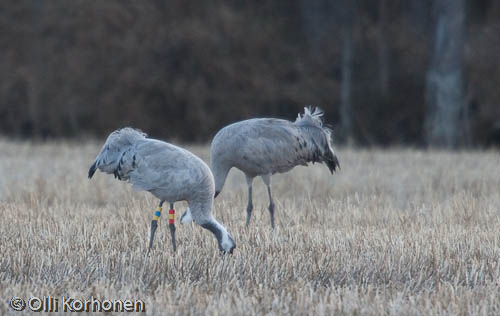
<box><xmin>168</xmin><ymin>209</ymin><xmax>175</xmax><ymax>224</ymax></box>
<box><xmin>153</xmin><ymin>207</ymin><xmax>162</xmax><ymax>221</ymax></box>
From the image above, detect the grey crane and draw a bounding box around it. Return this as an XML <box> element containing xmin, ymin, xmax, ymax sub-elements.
<box><xmin>88</xmin><ymin>127</ymin><xmax>236</xmax><ymax>253</ymax></box>
<box><xmin>210</xmin><ymin>107</ymin><xmax>340</xmax><ymax>228</ymax></box>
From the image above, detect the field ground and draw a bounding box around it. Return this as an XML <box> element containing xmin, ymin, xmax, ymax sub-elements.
<box><xmin>1</xmin><ymin>140</ymin><xmax>500</xmax><ymax>315</ymax></box>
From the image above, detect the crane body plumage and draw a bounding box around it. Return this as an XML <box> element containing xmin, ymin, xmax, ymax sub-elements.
<box><xmin>211</xmin><ymin>107</ymin><xmax>339</xmax><ymax>228</ymax></box>
<box><xmin>89</xmin><ymin>127</ymin><xmax>235</xmax><ymax>253</ymax></box>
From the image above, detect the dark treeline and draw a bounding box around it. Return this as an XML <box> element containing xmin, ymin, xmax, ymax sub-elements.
<box><xmin>0</xmin><ymin>0</ymin><xmax>499</xmax><ymax>146</ymax></box>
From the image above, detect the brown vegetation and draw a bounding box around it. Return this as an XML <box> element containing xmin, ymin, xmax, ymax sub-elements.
<box><xmin>1</xmin><ymin>141</ymin><xmax>499</xmax><ymax>315</ymax></box>
<box><xmin>1</xmin><ymin>1</ymin><xmax>500</xmax><ymax>145</ymax></box>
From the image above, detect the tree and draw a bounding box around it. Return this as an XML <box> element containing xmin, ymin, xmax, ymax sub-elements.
<box><xmin>338</xmin><ymin>3</ymin><xmax>354</xmax><ymax>144</ymax></box>
<box><xmin>377</xmin><ymin>0</ymin><xmax>389</xmax><ymax>97</ymax></box>
<box><xmin>424</xmin><ymin>0</ymin><xmax>466</xmax><ymax>148</ymax></box>
<box><xmin>300</xmin><ymin>0</ymin><xmax>355</xmax><ymax>144</ymax></box>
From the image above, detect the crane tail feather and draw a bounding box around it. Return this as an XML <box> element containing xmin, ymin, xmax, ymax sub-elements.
<box><xmin>325</xmin><ymin>154</ymin><xmax>340</xmax><ymax>174</ymax></box>
<box><xmin>88</xmin><ymin>162</ymin><xmax>97</xmax><ymax>179</ymax></box>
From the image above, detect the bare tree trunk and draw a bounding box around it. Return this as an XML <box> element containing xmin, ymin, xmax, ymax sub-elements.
<box><xmin>300</xmin><ymin>0</ymin><xmax>355</xmax><ymax>144</ymax></box>
<box><xmin>377</xmin><ymin>0</ymin><xmax>389</xmax><ymax>97</ymax></box>
<box><xmin>340</xmin><ymin>24</ymin><xmax>354</xmax><ymax>144</ymax></box>
<box><xmin>300</xmin><ymin>0</ymin><xmax>325</xmax><ymax>55</ymax></box>
<box><xmin>425</xmin><ymin>0</ymin><xmax>465</xmax><ymax>148</ymax></box>
<box><xmin>28</xmin><ymin>0</ymin><xmax>44</xmax><ymax>137</ymax></box>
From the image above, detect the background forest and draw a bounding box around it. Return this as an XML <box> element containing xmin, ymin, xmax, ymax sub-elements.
<box><xmin>1</xmin><ymin>0</ymin><xmax>499</xmax><ymax>147</ymax></box>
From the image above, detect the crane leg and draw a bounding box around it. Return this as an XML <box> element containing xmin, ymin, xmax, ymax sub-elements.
<box><xmin>169</xmin><ymin>203</ymin><xmax>176</xmax><ymax>253</ymax></box>
<box><xmin>262</xmin><ymin>174</ymin><xmax>275</xmax><ymax>229</ymax></box>
<box><xmin>267</xmin><ymin>186</ymin><xmax>275</xmax><ymax>229</ymax></box>
<box><xmin>149</xmin><ymin>201</ymin><xmax>164</xmax><ymax>251</ymax></box>
<box><xmin>245</xmin><ymin>175</ymin><xmax>253</xmax><ymax>227</ymax></box>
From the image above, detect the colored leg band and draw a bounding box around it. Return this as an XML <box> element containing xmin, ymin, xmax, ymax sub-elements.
<box><xmin>169</xmin><ymin>209</ymin><xmax>175</xmax><ymax>224</ymax></box>
<box><xmin>153</xmin><ymin>208</ymin><xmax>162</xmax><ymax>221</ymax></box>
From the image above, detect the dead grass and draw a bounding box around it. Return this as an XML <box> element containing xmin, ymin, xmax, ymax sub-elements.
<box><xmin>1</xmin><ymin>140</ymin><xmax>500</xmax><ymax>315</ymax></box>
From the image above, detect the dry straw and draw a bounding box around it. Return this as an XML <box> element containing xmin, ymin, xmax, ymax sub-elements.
<box><xmin>1</xmin><ymin>141</ymin><xmax>499</xmax><ymax>315</ymax></box>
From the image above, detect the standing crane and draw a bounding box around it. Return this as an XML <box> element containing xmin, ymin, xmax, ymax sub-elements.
<box><xmin>210</xmin><ymin>107</ymin><xmax>340</xmax><ymax>228</ymax></box>
<box><xmin>88</xmin><ymin>127</ymin><xmax>236</xmax><ymax>253</ymax></box>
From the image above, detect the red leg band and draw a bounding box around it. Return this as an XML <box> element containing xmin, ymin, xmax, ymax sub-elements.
<box><xmin>169</xmin><ymin>209</ymin><xmax>175</xmax><ymax>224</ymax></box>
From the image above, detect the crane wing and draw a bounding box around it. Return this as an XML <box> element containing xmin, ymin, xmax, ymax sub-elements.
<box><xmin>237</xmin><ymin>119</ymin><xmax>310</xmax><ymax>175</ymax></box>
<box><xmin>126</xmin><ymin>139</ymin><xmax>201</xmax><ymax>192</ymax></box>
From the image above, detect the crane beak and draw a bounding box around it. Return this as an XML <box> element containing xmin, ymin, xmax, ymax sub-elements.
<box><xmin>88</xmin><ymin>162</ymin><xmax>97</xmax><ymax>179</ymax></box>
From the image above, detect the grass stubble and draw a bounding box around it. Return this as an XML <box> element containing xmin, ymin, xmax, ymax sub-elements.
<box><xmin>0</xmin><ymin>140</ymin><xmax>499</xmax><ymax>315</ymax></box>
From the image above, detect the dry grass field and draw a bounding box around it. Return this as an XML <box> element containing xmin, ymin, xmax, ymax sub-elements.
<box><xmin>1</xmin><ymin>140</ymin><xmax>499</xmax><ymax>315</ymax></box>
